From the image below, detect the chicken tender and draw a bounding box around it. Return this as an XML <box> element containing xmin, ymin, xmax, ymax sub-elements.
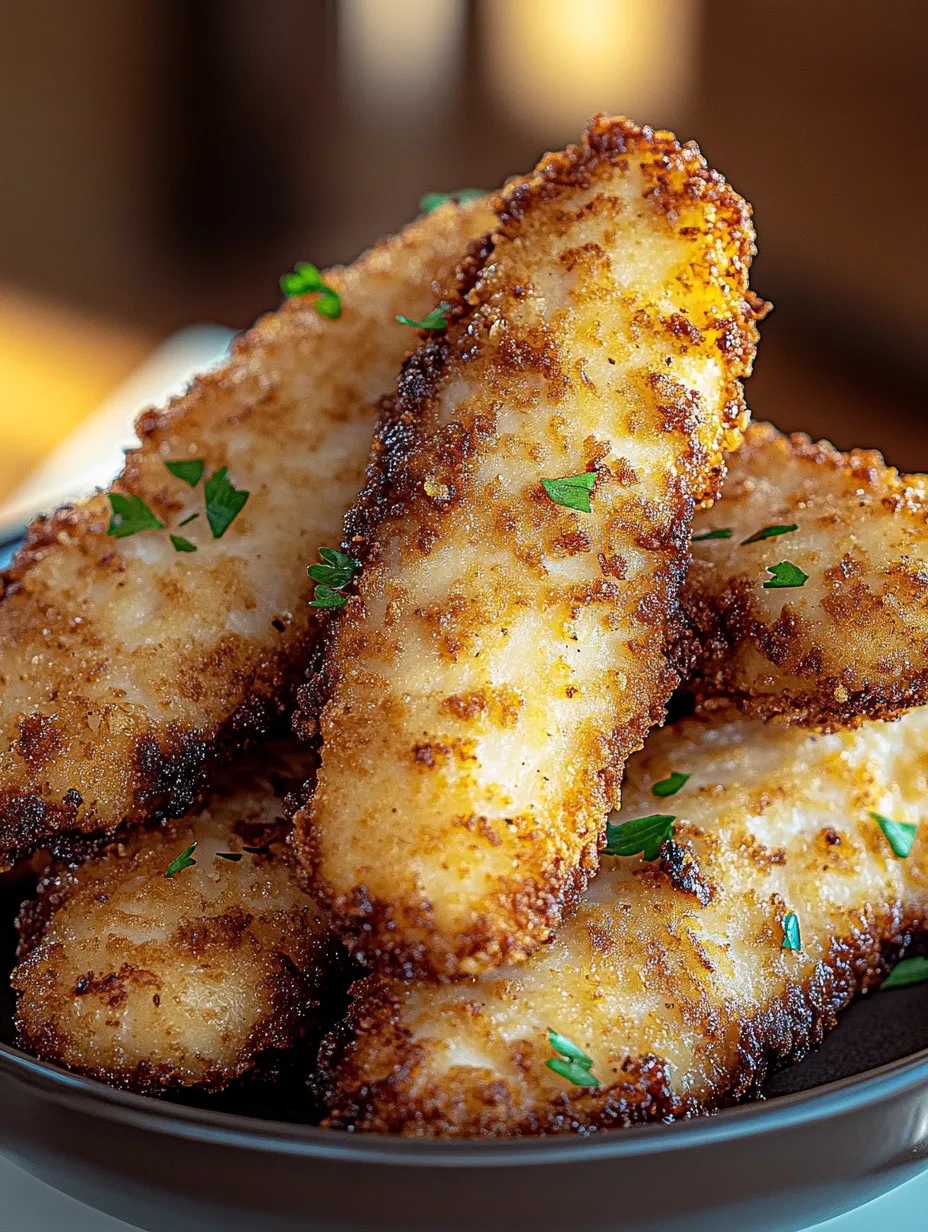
<box><xmin>318</xmin><ymin>707</ymin><xmax>928</xmax><ymax>1135</ymax></box>
<box><xmin>685</xmin><ymin>423</ymin><xmax>928</xmax><ymax>727</ymax></box>
<box><xmin>12</xmin><ymin>743</ymin><xmax>343</xmax><ymax>1094</ymax></box>
<box><xmin>294</xmin><ymin>116</ymin><xmax>764</xmax><ymax>979</ymax></box>
<box><xmin>0</xmin><ymin>197</ymin><xmax>495</xmax><ymax>869</ymax></box>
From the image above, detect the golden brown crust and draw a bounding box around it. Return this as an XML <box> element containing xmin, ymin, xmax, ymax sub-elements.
<box><xmin>293</xmin><ymin>116</ymin><xmax>762</xmax><ymax>980</ymax></box>
<box><xmin>12</xmin><ymin>742</ymin><xmax>345</xmax><ymax>1094</ymax></box>
<box><xmin>685</xmin><ymin>423</ymin><xmax>928</xmax><ymax>728</ymax></box>
<box><xmin>0</xmin><ymin>198</ymin><xmax>496</xmax><ymax>870</ymax></box>
<box><xmin>317</xmin><ymin>709</ymin><xmax>928</xmax><ymax>1135</ymax></box>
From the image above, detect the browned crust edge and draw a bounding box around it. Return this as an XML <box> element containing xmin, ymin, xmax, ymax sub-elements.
<box><xmin>682</xmin><ymin>425</ymin><xmax>928</xmax><ymax>730</ymax></box>
<box><xmin>12</xmin><ymin>836</ymin><xmax>346</xmax><ymax>1096</ymax></box>
<box><xmin>0</xmin><ymin>690</ymin><xmax>301</xmax><ymax>870</ymax></box>
<box><xmin>13</xmin><ymin>946</ymin><xmax>326</xmax><ymax>1097</ymax></box>
<box><xmin>316</xmin><ymin>904</ymin><xmax>924</xmax><ymax>1136</ymax></box>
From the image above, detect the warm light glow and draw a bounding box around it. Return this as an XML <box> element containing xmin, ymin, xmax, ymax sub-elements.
<box><xmin>482</xmin><ymin>0</ymin><xmax>701</xmax><ymax>143</ymax></box>
<box><xmin>339</xmin><ymin>0</ymin><xmax>467</xmax><ymax>119</ymax></box>
<box><xmin>0</xmin><ymin>285</ymin><xmax>150</xmax><ymax>506</ymax></box>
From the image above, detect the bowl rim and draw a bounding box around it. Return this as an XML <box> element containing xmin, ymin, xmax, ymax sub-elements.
<box><xmin>3</xmin><ymin>1039</ymin><xmax>928</xmax><ymax>1167</ymax></box>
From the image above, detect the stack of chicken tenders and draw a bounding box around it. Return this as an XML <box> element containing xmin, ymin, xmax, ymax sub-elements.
<box><xmin>3</xmin><ymin>117</ymin><xmax>927</xmax><ymax>1137</ymax></box>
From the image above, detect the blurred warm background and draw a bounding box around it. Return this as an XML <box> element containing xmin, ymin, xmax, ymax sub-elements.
<box><xmin>0</xmin><ymin>0</ymin><xmax>925</xmax><ymax>507</ymax></box>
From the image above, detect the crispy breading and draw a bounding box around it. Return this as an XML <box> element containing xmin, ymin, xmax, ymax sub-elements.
<box><xmin>12</xmin><ymin>743</ymin><xmax>344</xmax><ymax>1094</ymax></box>
<box><xmin>293</xmin><ymin>116</ymin><xmax>763</xmax><ymax>980</ymax></box>
<box><xmin>318</xmin><ymin>707</ymin><xmax>928</xmax><ymax>1136</ymax></box>
<box><xmin>685</xmin><ymin>423</ymin><xmax>928</xmax><ymax>727</ymax></box>
<box><xmin>0</xmin><ymin>198</ymin><xmax>495</xmax><ymax>870</ymax></box>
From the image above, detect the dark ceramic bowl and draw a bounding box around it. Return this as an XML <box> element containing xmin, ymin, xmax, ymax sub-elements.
<box><xmin>1</xmin><ymin>1021</ymin><xmax>928</xmax><ymax>1232</ymax></box>
<box><xmin>2</xmin><ymin>531</ymin><xmax>928</xmax><ymax>1232</ymax></box>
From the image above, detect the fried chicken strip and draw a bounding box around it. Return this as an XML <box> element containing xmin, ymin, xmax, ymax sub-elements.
<box><xmin>0</xmin><ymin>196</ymin><xmax>495</xmax><ymax>870</ymax></box>
<box><xmin>12</xmin><ymin>742</ymin><xmax>344</xmax><ymax>1094</ymax></box>
<box><xmin>293</xmin><ymin>116</ymin><xmax>763</xmax><ymax>980</ymax></box>
<box><xmin>318</xmin><ymin>707</ymin><xmax>928</xmax><ymax>1135</ymax></box>
<box><xmin>685</xmin><ymin>423</ymin><xmax>928</xmax><ymax>727</ymax></box>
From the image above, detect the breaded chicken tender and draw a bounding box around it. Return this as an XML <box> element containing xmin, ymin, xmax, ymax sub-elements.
<box><xmin>294</xmin><ymin>116</ymin><xmax>764</xmax><ymax>979</ymax></box>
<box><xmin>12</xmin><ymin>743</ymin><xmax>343</xmax><ymax>1093</ymax></box>
<box><xmin>0</xmin><ymin>197</ymin><xmax>495</xmax><ymax>869</ymax></box>
<box><xmin>685</xmin><ymin>423</ymin><xmax>928</xmax><ymax>727</ymax></box>
<box><xmin>318</xmin><ymin>708</ymin><xmax>928</xmax><ymax>1136</ymax></box>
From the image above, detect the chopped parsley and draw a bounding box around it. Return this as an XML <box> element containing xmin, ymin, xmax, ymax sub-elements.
<box><xmin>310</xmin><ymin>583</ymin><xmax>348</xmax><ymax>609</ymax></box>
<box><xmin>280</xmin><ymin>262</ymin><xmax>342</xmax><ymax>320</ymax></box>
<box><xmin>762</xmin><ymin>561</ymin><xmax>808</xmax><ymax>589</ymax></box>
<box><xmin>314</xmin><ymin>289</ymin><xmax>342</xmax><ymax>320</ymax></box>
<box><xmin>545</xmin><ymin>1028</ymin><xmax>600</xmax><ymax>1087</ymax></box>
<box><xmin>216</xmin><ymin>852</ymin><xmax>243</xmax><ymax>862</ymax></box>
<box><xmin>107</xmin><ymin>466</ymin><xmax>247</xmax><ymax>548</ymax></box>
<box><xmin>652</xmin><ymin>772</ymin><xmax>690</xmax><ymax>799</ymax></box>
<box><xmin>870</xmin><ymin>811</ymin><xmax>917</xmax><ymax>859</ymax></box>
<box><xmin>882</xmin><ymin>956</ymin><xmax>928</xmax><ymax>989</ymax></box>
<box><xmin>308</xmin><ymin>546</ymin><xmax>359</xmax><ymax>608</ymax></box>
<box><xmin>308</xmin><ymin>546</ymin><xmax>360</xmax><ymax>590</ymax></box>
<box><xmin>280</xmin><ymin>261</ymin><xmax>323</xmax><ymax>296</ymax></box>
<box><xmin>204</xmin><ymin>467</ymin><xmax>249</xmax><ymax>539</ymax></box>
<box><xmin>106</xmin><ymin>492</ymin><xmax>164</xmax><ymax>539</ymax></box>
<box><xmin>781</xmin><ymin>911</ymin><xmax>802</xmax><ymax>952</ymax></box>
<box><xmin>164</xmin><ymin>842</ymin><xmax>197</xmax><ymax>879</ymax></box>
<box><xmin>419</xmin><ymin>188</ymin><xmax>485</xmax><ymax>213</ymax></box>
<box><xmin>165</xmin><ymin>459</ymin><xmax>204</xmax><ymax>487</ymax></box>
<box><xmin>741</xmin><ymin>523</ymin><xmax>799</xmax><ymax>545</ymax></box>
<box><xmin>603</xmin><ymin>813</ymin><xmax>675</xmax><ymax>861</ymax></box>
<box><xmin>396</xmin><ymin>301</ymin><xmax>449</xmax><ymax>331</ymax></box>
<box><xmin>541</xmin><ymin>471</ymin><xmax>597</xmax><ymax>514</ymax></box>
<box><xmin>692</xmin><ymin>527</ymin><xmax>732</xmax><ymax>541</ymax></box>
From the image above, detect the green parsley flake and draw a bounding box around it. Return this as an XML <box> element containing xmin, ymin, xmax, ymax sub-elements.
<box><xmin>692</xmin><ymin>527</ymin><xmax>733</xmax><ymax>541</ymax></box>
<box><xmin>165</xmin><ymin>842</ymin><xmax>197</xmax><ymax>879</ymax></box>
<box><xmin>310</xmin><ymin>583</ymin><xmax>348</xmax><ymax>609</ymax></box>
<box><xmin>762</xmin><ymin>561</ymin><xmax>808</xmax><ymax>589</ymax></box>
<box><xmin>308</xmin><ymin>546</ymin><xmax>360</xmax><ymax>609</ymax></box>
<box><xmin>541</xmin><ymin>472</ymin><xmax>597</xmax><ymax>514</ymax></box>
<box><xmin>281</xmin><ymin>261</ymin><xmax>323</xmax><ymax>295</ymax></box>
<box><xmin>178</xmin><ymin>512</ymin><xmax>200</xmax><ymax>527</ymax></box>
<box><xmin>870</xmin><ymin>811</ymin><xmax>918</xmax><ymax>859</ymax></box>
<box><xmin>165</xmin><ymin>459</ymin><xmax>205</xmax><ymax>487</ymax></box>
<box><xmin>603</xmin><ymin>813</ymin><xmax>675</xmax><ymax>861</ymax></box>
<box><xmin>107</xmin><ymin>492</ymin><xmax>164</xmax><ymax>539</ymax></box>
<box><xmin>545</xmin><ymin>1028</ymin><xmax>600</xmax><ymax>1087</ymax></box>
<box><xmin>314</xmin><ymin>288</ymin><xmax>342</xmax><ymax>320</ymax></box>
<box><xmin>396</xmin><ymin>302</ymin><xmax>449</xmax><ymax>331</ymax></box>
<box><xmin>216</xmin><ymin>852</ymin><xmax>243</xmax><ymax>862</ymax></box>
<box><xmin>308</xmin><ymin>546</ymin><xmax>360</xmax><ymax>590</ymax></box>
<box><xmin>882</xmin><ymin>956</ymin><xmax>928</xmax><ymax>989</ymax></box>
<box><xmin>204</xmin><ymin>467</ymin><xmax>249</xmax><ymax>539</ymax></box>
<box><xmin>169</xmin><ymin>535</ymin><xmax>197</xmax><ymax>553</ymax></box>
<box><xmin>280</xmin><ymin>262</ymin><xmax>342</xmax><ymax>320</ymax></box>
<box><xmin>740</xmin><ymin>523</ymin><xmax>799</xmax><ymax>545</ymax></box>
<box><xmin>652</xmin><ymin>772</ymin><xmax>690</xmax><ymax>799</ymax></box>
<box><xmin>781</xmin><ymin>911</ymin><xmax>802</xmax><ymax>951</ymax></box>
<box><xmin>419</xmin><ymin>188</ymin><xmax>485</xmax><ymax>213</ymax></box>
